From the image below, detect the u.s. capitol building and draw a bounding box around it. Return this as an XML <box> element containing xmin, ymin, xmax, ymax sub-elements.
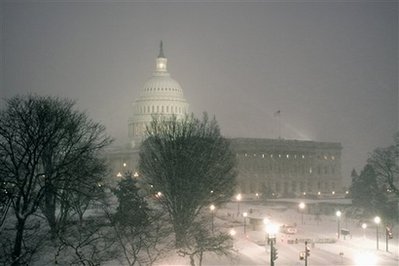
<box><xmin>106</xmin><ymin>43</ymin><xmax>343</xmax><ymax>197</ymax></box>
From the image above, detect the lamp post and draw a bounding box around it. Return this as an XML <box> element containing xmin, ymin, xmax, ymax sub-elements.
<box><xmin>374</xmin><ymin>216</ymin><xmax>381</xmax><ymax>250</ymax></box>
<box><xmin>229</xmin><ymin>228</ymin><xmax>236</xmax><ymax>249</ymax></box>
<box><xmin>336</xmin><ymin>211</ymin><xmax>342</xmax><ymax>239</ymax></box>
<box><xmin>266</xmin><ymin>223</ymin><xmax>279</xmax><ymax>266</ymax></box>
<box><xmin>362</xmin><ymin>223</ymin><xmax>367</xmax><ymax>239</ymax></box>
<box><xmin>243</xmin><ymin>212</ymin><xmax>248</xmax><ymax>235</ymax></box>
<box><xmin>236</xmin><ymin>193</ymin><xmax>242</xmax><ymax>216</ymax></box>
<box><xmin>210</xmin><ymin>204</ymin><xmax>215</xmax><ymax>234</ymax></box>
<box><xmin>299</xmin><ymin>202</ymin><xmax>306</xmax><ymax>225</ymax></box>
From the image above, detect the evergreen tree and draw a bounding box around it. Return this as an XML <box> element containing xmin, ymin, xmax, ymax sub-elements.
<box><xmin>350</xmin><ymin>164</ymin><xmax>390</xmax><ymax>219</ymax></box>
<box><xmin>113</xmin><ymin>172</ymin><xmax>149</xmax><ymax>227</ymax></box>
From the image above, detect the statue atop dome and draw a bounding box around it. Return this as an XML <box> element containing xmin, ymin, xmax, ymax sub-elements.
<box><xmin>158</xmin><ymin>41</ymin><xmax>165</xmax><ymax>58</ymax></box>
<box><xmin>155</xmin><ymin>41</ymin><xmax>167</xmax><ymax>73</ymax></box>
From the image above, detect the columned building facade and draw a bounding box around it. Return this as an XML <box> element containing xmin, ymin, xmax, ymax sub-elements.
<box><xmin>231</xmin><ymin>138</ymin><xmax>342</xmax><ymax>196</ymax></box>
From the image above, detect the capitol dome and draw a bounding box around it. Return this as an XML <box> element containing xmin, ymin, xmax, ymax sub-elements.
<box><xmin>128</xmin><ymin>42</ymin><xmax>189</xmax><ymax>148</ymax></box>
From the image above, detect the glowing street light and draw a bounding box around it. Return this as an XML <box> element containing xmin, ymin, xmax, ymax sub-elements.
<box><xmin>362</xmin><ymin>223</ymin><xmax>367</xmax><ymax>238</ymax></box>
<box><xmin>374</xmin><ymin>216</ymin><xmax>381</xmax><ymax>250</ymax></box>
<box><xmin>265</xmin><ymin>223</ymin><xmax>279</xmax><ymax>266</ymax></box>
<box><xmin>210</xmin><ymin>204</ymin><xmax>215</xmax><ymax>234</ymax></box>
<box><xmin>336</xmin><ymin>211</ymin><xmax>342</xmax><ymax>239</ymax></box>
<box><xmin>236</xmin><ymin>193</ymin><xmax>242</xmax><ymax>216</ymax></box>
<box><xmin>299</xmin><ymin>202</ymin><xmax>306</xmax><ymax>225</ymax></box>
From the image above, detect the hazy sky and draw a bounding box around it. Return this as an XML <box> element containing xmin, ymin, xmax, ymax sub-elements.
<box><xmin>1</xmin><ymin>0</ymin><xmax>398</xmax><ymax>185</ymax></box>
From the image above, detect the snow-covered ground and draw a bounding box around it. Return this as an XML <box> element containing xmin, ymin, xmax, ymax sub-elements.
<box><xmin>155</xmin><ymin>201</ymin><xmax>399</xmax><ymax>266</ymax></box>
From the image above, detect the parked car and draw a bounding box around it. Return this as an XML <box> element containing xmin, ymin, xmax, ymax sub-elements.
<box><xmin>281</xmin><ymin>224</ymin><xmax>297</xmax><ymax>234</ymax></box>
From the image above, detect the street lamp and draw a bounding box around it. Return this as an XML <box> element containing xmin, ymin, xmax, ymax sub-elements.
<box><xmin>336</xmin><ymin>211</ymin><xmax>342</xmax><ymax>239</ymax></box>
<box><xmin>362</xmin><ymin>223</ymin><xmax>367</xmax><ymax>239</ymax></box>
<box><xmin>299</xmin><ymin>202</ymin><xmax>306</xmax><ymax>225</ymax></box>
<box><xmin>265</xmin><ymin>223</ymin><xmax>279</xmax><ymax>266</ymax></box>
<box><xmin>210</xmin><ymin>204</ymin><xmax>215</xmax><ymax>234</ymax></box>
<box><xmin>236</xmin><ymin>193</ymin><xmax>242</xmax><ymax>216</ymax></box>
<box><xmin>374</xmin><ymin>216</ymin><xmax>381</xmax><ymax>250</ymax></box>
<box><xmin>243</xmin><ymin>212</ymin><xmax>248</xmax><ymax>235</ymax></box>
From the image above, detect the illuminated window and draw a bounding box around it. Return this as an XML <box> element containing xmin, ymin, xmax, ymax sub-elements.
<box><xmin>286</xmin><ymin>154</ymin><xmax>289</xmax><ymax>158</ymax></box>
<box><xmin>262</xmin><ymin>154</ymin><xmax>265</xmax><ymax>158</ymax></box>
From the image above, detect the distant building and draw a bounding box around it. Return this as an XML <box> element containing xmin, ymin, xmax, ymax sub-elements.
<box><xmin>106</xmin><ymin>43</ymin><xmax>344</xmax><ymax>196</ymax></box>
<box><xmin>231</xmin><ymin>138</ymin><xmax>342</xmax><ymax>196</ymax></box>
<box><xmin>127</xmin><ymin>41</ymin><xmax>189</xmax><ymax>148</ymax></box>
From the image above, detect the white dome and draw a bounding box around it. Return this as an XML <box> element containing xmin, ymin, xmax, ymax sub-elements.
<box><xmin>128</xmin><ymin>42</ymin><xmax>189</xmax><ymax>148</ymax></box>
<box><xmin>140</xmin><ymin>75</ymin><xmax>185</xmax><ymax>99</ymax></box>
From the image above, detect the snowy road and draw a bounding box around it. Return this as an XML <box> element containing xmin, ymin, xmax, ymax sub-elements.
<box><xmin>201</xmin><ymin>201</ymin><xmax>399</xmax><ymax>266</ymax></box>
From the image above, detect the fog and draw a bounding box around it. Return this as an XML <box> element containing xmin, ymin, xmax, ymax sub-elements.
<box><xmin>1</xmin><ymin>0</ymin><xmax>397</xmax><ymax>185</ymax></box>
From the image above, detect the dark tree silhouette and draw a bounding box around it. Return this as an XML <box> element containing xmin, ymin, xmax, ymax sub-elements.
<box><xmin>0</xmin><ymin>95</ymin><xmax>112</xmax><ymax>265</ymax></box>
<box><xmin>139</xmin><ymin>113</ymin><xmax>237</xmax><ymax>247</ymax></box>
<box><xmin>368</xmin><ymin>132</ymin><xmax>399</xmax><ymax>197</ymax></box>
<box><xmin>349</xmin><ymin>164</ymin><xmax>392</xmax><ymax>220</ymax></box>
<box><xmin>110</xmin><ymin>172</ymin><xmax>172</xmax><ymax>265</ymax></box>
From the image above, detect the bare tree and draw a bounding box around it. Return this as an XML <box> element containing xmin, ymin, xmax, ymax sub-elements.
<box><xmin>54</xmin><ymin>218</ymin><xmax>117</xmax><ymax>266</ymax></box>
<box><xmin>139</xmin><ymin>113</ymin><xmax>237</xmax><ymax>247</ymax></box>
<box><xmin>178</xmin><ymin>220</ymin><xmax>234</xmax><ymax>266</ymax></box>
<box><xmin>0</xmin><ymin>95</ymin><xmax>112</xmax><ymax>265</ymax></box>
<box><xmin>368</xmin><ymin>132</ymin><xmax>399</xmax><ymax>197</ymax></box>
